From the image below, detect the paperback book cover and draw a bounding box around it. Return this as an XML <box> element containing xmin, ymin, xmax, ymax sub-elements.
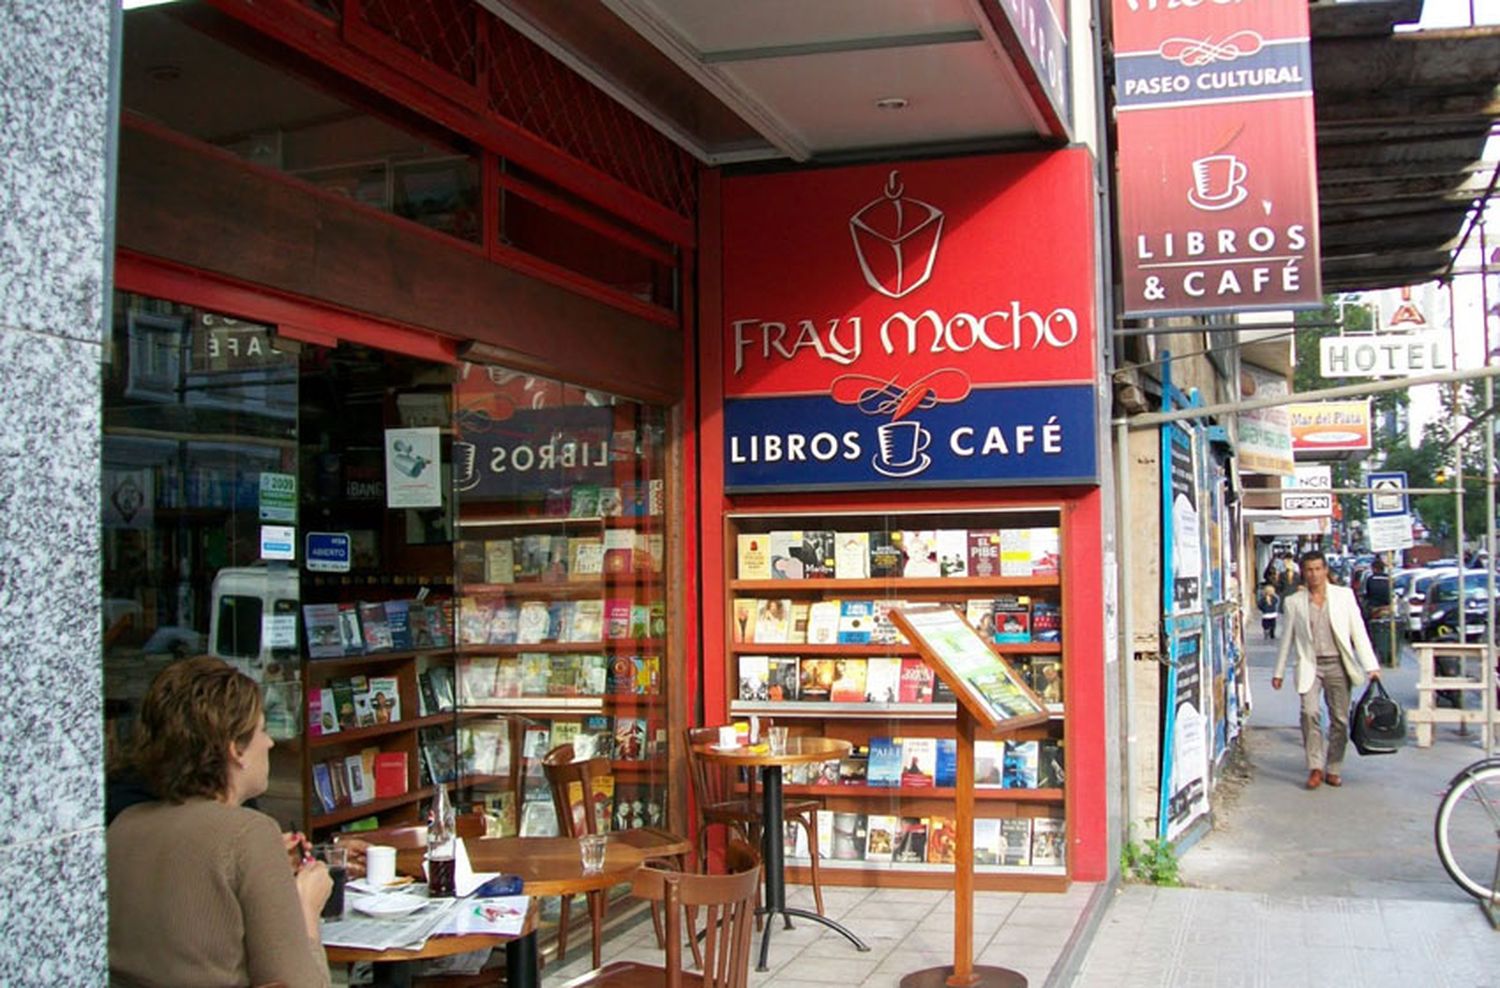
<box><xmin>519</xmin><ymin>653</ymin><xmax>551</xmax><ymax>696</ymax></box>
<box><xmin>867</xmin><ymin>737</ymin><xmax>902</xmax><ymax>787</ymax></box>
<box><xmin>458</xmin><ymin>597</ymin><xmax>490</xmax><ymax>646</ymax></box>
<box><xmin>936</xmin><ymin>529</ymin><xmax>969</xmax><ymax>577</ymax></box>
<box><xmin>999</xmin><ymin>529</ymin><xmax>1033</xmax><ymax>577</ymax></box>
<box><xmin>805</xmin><ymin>600</ymin><xmax>842</xmax><ymax>645</ymax></box>
<box><xmin>975</xmin><ymin>740</ymin><xmax>1004</xmax><ymax>787</ymax></box>
<box><xmin>547</xmin><ymin>655</ymin><xmax>580</xmax><ymax>696</ymax></box>
<box><xmin>312</xmin><ymin>762</ymin><xmax>337</xmax><ymax>813</ymax></box>
<box><xmin>578</xmin><ymin>654</ymin><xmax>608</xmax><ymax>695</ymax></box>
<box><xmin>428</xmin><ymin>599</ymin><xmax>455</xmax><ymax>648</ymax></box>
<box><xmin>407</xmin><ymin>603</ymin><xmax>436</xmax><ymax>649</ymax></box>
<box><xmin>967</xmin><ymin>529</ymin><xmax>1001</xmax><ymax>578</ymax></box>
<box><xmin>459</xmin><ymin>656</ymin><xmax>499</xmax><ymax>705</ymax></box>
<box><xmin>613</xmin><ymin>717</ymin><xmax>648</xmax><ymax>761</ymax></box>
<box><xmin>864</xmin><ymin>657</ymin><xmax>902</xmax><ymax>704</ymax></box>
<box><xmin>836</xmin><ymin>599</ymin><xmax>874</xmax><ymax>643</ymax></box>
<box><xmin>834</xmin><ymin>531</ymin><xmax>871</xmax><ymax>579</ymax></box>
<box><xmin>831</xmin><ymin>812</ymin><xmax>868</xmax><ymax>861</ymax></box>
<box><xmin>1031</xmin><ymin>600</ymin><xmax>1062</xmax><ymax>643</ymax></box>
<box><xmin>569</xmin><ymin>537</ymin><xmax>605</xmax><ymax>580</ymax></box>
<box><xmin>493</xmin><ymin>658</ymin><xmax>523</xmax><ymax>698</ymax></box>
<box><xmin>1001</xmin><ymin>819</ymin><xmax>1032</xmax><ymax>866</ymax></box>
<box><xmin>516</xmin><ymin>601</ymin><xmax>551</xmax><ymax>644</ymax></box>
<box><xmin>487</xmin><ymin>605</ymin><xmax>519</xmax><ymax>645</ymax></box>
<box><xmin>870</xmin><ymin>599</ymin><xmax>908</xmax><ymax>645</ymax></box>
<box><xmin>367</xmin><ymin>675</ymin><xmax>400</xmax><ymax>723</ymax></box>
<box><xmin>1003</xmin><ymin>740</ymin><xmax>1040</xmax><ymax>789</ymax></box>
<box><xmin>373</xmin><ymin>752</ymin><xmax>408</xmax><ymax>800</ymax></box>
<box><xmin>427</xmin><ymin>666</ymin><xmax>455</xmax><ymax>711</ymax></box>
<box><xmin>799</xmin><ymin>530</ymin><xmax>837</xmax><ymax>578</ymax></box>
<box><xmin>515</xmin><ymin>535</ymin><xmax>551</xmax><ymax>582</ymax></box>
<box><xmin>580</xmin><ymin>715</ymin><xmax>614</xmax><ymax>759</ymax></box>
<box><xmin>927</xmin><ymin>816</ymin><xmax>957</xmax><ymax>865</ymax></box>
<box><xmin>934</xmin><ymin>738</ymin><xmax>958</xmax><ymax>787</ymax></box>
<box><xmin>1029</xmin><ymin>527</ymin><xmax>1061</xmax><ymax>576</ymax></box>
<box><xmin>894</xmin><ymin>817</ymin><xmax>928</xmax><ymax>863</ymax></box>
<box><xmin>788</xmin><ymin>601</ymin><xmax>810</xmax><ymax>644</ymax></box>
<box><xmin>344</xmin><ymin>753</ymin><xmax>375</xmax><ymax>805</ymax></box>
<box><xmin>327</xmin><ymin>757</ymin><xmax>350</xmax><ymax>807</ymax></box>
<box><xmin>571</xmin><ymin>599</ymin><xmax>605</xmax><ymax>643</ymax></box>
<box><xmin>336</xmin><ymin>603</ymin><xmax>365</xmax><ymax>655</ymax></box>
<box><xmin>604</xmin><ymin>598</ymin><xmax>633</xmax><ymax>640</ymax></box>
<box><xmin>754</xmin><ymin>598</ymin><xmax>792</xmax><ymax>644</ymax></box>
<box><xmin>898</xmin><ymin>658</ymin><xmax>935</xmax><ymax>703</ymax></box>
<box><xmin>865</xmin><ymin>815</ymin><xmax>898</xmax><ymax>863</ymax></box>
<box><xmin>899</xmin><ymin>737</ymin><xmax>936</xmax><ymax>788</ymax></box>
<box><xmin>829</xmin><ymin>658</ymin><xmax>868</xmax><ymax>702</ymax></box>
<box><xmin>799</xmin><ymin>658</ymin><xmax>835</xmax><ymax>701</ymax></box>
<box><xmin>1030</xmin><ymin>656</ymin><xmax>1063</xmax><ymax>708</ymax></box>
<box><xmin>313</xmin><ymin>687</ymin><xmax>340</xmax><ymax>736</ymax></box>
<box><xmin>484</xmin><ymin>539</ymin><xmax>515</xmax><ymax>584</ymax></box>
<box><xmin>736</xmin><ymin>534</ymin><xmax>771</xmax><ymax>580</ymax></box>
<box><xmin>738</xmin><ymin>655</ymin><xmax>770</xmax><ymax>702</ymax></box>
<box><xmin>837</xmin><ymin>748</ymin><xmax>869</xmax><ymax>785</ymax></box>
<box><xmin>767</xmin><ymin>656</ymin><xmax>800</xmax><ymax>701</ymax></box>
<box><xmin>328</xmin><ymin>679</ymin><xmax>357</xmax><ymax>731</ymax></box>
<box><xmin>383</xmin><ymin>600</ymin><xmax>413</xmax><ymax>651</ymax></box>
<box><xmin>868</xmin><ymin>531</ymin><xmax>905</xmax><ymax>578</ymax></box>
<box><xmin>900</xmin><ymin>530</ymin><xmax>941</xmax><ymax>578</ymax></box>
<box><xmin>731</xmin><ymin>598</ymin><xmax>758</xmax><ymax>643</ymax></box>
<box><xmin>569</xmin><ymin>484</ymin><xmax>600</xmax><ymax>517</ymax></box>
<box><xmin>607</xmin><ymin>655</ymin><xmax>636</xmax><ymax>694</ymax></box>
<box><xmin>633</xmin><ymin>655</ymin><xmax>661</xmax><ymax>694</ymax></box>
<box><xmin>597</xmin><ymin>486</ymin><xmax>624</xmax><ymax>517</ymax></box>
<box><xmin>629</xmin><ymin>604</ymin><xmax>651</xmax><ymax>640</ymax></box>
<box><xmin>602</xmin><ymin>528</ymin><xmax>634</xmax><ymax>574</ymax></box>
<box><xmin>1038</xmin><ymin>740</ymin><xmax>1066</xmax><ymax>789</ymax></box>
<box><xmin>1031</xmin><ymin>818</ymin><xmax>1065</xmax><ymax>867</ymax></box>
<box><xmin>457</xmin><ymin>540</ymin><xmax>487</xmax><ymax>584</ymax></box>
<box><xmin>350</xmin><ymin>677</ymin><xmax>375</xmax><ymax>728</ymax></box>
<box><xmin>973</xmin><ymin>818</ymin><xmax>1002</xmax><ymax>866</ymax></box>
<box><xmin>768</xmin><ymin>530</ymin><xmax>806</xmax><ymax>579</ymax></box>
<box><xmin>992</xmin><ymin>595</ymin><xmax>1033</xmax><ymax>644</ymax></box>
<box><xmin>303</xmin><ymin>604</ymin><xmax>344</xmax><ymax>659</ymax></box>
<box><xmin>547</xmin><ymin>601</ymin><xmax>575</xmax><ymax>642</ymax></box>
<box><xmin>357</xmin><ymin>605</ymin><xmax>393</xmax><ymax>653</ymax></box>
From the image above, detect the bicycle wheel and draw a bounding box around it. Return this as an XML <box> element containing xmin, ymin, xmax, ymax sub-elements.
<box><xmin>1434</xmin><ymin>761</ymin><xmax>1500</xmax><ymax>901</ymax></box>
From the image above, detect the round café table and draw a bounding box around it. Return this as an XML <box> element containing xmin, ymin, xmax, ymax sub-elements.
<box><xmin>693</xmin><ymin>737</ymin><xmax>871</xmax><ymax>970</ymax></box>
<box><xmin>328</xmin><ymin>836</ymin><xmax>646</xmax><ymax>988</ymax></box>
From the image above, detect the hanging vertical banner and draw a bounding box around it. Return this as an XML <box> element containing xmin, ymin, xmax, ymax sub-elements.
<box><xmin>1165</xmin><ymin>423</ymin><xmax>1202</xmax><ymax>614</ymax></box>
<box><xmin>1112</xmin><ymin>0</ymin><xmax>1321</xmax><ymax>315</ymax></box>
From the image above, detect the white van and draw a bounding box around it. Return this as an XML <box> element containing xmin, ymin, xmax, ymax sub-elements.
<box><xmin>209</xmin><ymin>566</ymin><xmax>302</xmax><ymax>739</ymax></box>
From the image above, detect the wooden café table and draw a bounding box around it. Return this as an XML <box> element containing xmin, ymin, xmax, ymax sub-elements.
<box><xmin>693</xmin><ymin>737</ymin><xmax>871</xmax><ymax>971</ymax></box>
<box><xmin>326</xmin><ymin>836</ymin><xmax>647</xmax><ymax>988</ymax></box>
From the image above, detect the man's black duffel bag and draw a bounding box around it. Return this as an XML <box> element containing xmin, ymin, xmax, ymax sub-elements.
<box><xmin>1351</xmin><ymin>678</ymin><xmax>1406</xmax><ymax>755</ymax></box>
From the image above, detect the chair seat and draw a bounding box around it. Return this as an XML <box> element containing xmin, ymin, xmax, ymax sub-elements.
<box><xmin>558</xmin><ymin>960</ymin><xmax>704</xmax><ymax>988</ymax></box>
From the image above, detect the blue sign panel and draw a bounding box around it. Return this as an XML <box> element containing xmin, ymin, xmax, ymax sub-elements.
<box><xmin>724</xmin><ymin>384</ymin><xmax>1097</xmax><ymax>492</ymax></box>
<box><xmin>305</xmin><ymin>532</ymin><xmax>352</xmax><ymax>573</ymax></box>
<box><xmin>1368</xmin><ymin>471</ymin><xmax>1409</xmax><ymax>518</ymax></box>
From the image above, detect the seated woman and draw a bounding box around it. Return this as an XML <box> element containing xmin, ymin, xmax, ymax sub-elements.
<box><xmin>108</xmin><ymin>657</ymin><xmax>333</xmax><ymax>988</ymax></box>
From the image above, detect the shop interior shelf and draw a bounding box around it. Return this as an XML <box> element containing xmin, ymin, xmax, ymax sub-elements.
<box><xmin>310</xmin><ymin>786</ymin><xmax>435</xmax><ymax>830</ymax></box>
<box><xmin>730</xmin><ymin>575</ymin><xmax>1060</xmax><ymax>593</ymax></box>
<box><xmin>309</xmin><ymin>711</ymin><xmax>455</xmax><ymax>748</ymax></box>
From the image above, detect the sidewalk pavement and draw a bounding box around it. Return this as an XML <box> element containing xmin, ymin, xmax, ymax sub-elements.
<box><xmin>1070</xmin><ymin>635</ymin><xmax>1500</xmax><ymax>987</ymax></box>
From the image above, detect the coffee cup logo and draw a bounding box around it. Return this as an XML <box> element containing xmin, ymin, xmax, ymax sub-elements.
<box><xmin>1188</xmin><ymin>154</ymin><xmax>1248</xmax><ymax>211</ymax></box>
<box><xmin>875</xmin><ymin>420</ymin><xmax>932</xmax><ymax>476</ymax></box>
<box><xmin>830</xmin><ymin>368</ymin><xmax>971</xmax><ymax>480</ymax></box>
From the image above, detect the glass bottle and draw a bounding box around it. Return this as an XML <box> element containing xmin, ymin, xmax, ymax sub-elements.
<box><xmin>426</xmin><ymin>783</ymin><xmax>457</xmax><ymax>897</ymax></box>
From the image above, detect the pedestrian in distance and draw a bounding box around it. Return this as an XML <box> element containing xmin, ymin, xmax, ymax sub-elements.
<box><xmin>1272</xmin><ymin>550</ymin><xmax>1382</xmax><ymax>790</ymax></box>
<box><xmin>1257</xmin><ymin>582</ymin><xmax>1281</xmax><ymax>640</ymax></box>
<box><xmin>1363</xmin><ymin>557</ymin><xmax>1392</xmax><ymax>620</ymax></box>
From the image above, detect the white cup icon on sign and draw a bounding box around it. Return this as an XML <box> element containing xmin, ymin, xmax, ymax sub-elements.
<box><xmin>453</xmin><ymin>441</ymin><xmax>480</xmax><ymax>492</ymax></box>
<box><xmin>874</xmin><ymin>420</ymin><xmax>932</xmax><ymax>478</ymax></box>
<box><xmin>1188</xmin><ymin>154</ymin><xmax>1248</xmax><ymax>211</ymax></box>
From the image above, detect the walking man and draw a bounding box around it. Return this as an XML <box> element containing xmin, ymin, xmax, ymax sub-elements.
<box><xmin>1272</xmin><ymin>550</ymin><xmax>1381</xmax><ymax>789</ymax></box>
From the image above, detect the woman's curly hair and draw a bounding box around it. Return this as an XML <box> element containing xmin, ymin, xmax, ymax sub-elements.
<box><xmin>130</xmin><ymin>656</ymin><xmax>262</xmax><ymax>802</ymax></box>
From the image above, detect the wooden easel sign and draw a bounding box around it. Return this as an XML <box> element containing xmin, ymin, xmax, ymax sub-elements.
<box><xmin>889</xmin><ymin>604</ymin><xmax>1050</xmax><ymax>988</ymax></box>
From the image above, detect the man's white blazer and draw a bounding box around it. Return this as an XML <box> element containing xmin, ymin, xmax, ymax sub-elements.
<box><xmin>1272</xmin><ymin>583</ymin><xmax>1379</xmax><ymax>694</ymax></box>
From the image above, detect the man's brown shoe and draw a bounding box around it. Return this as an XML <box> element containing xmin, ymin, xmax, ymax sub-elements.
<box><xmin>1325</xmin><ymin>774</ymin><xmax>1342</xmax><ymax>787</ymax></box>
<box><xmin>1306</xmin><ymin>769</ymin><xmax>1324</xmax><ymax>789</ymax></box>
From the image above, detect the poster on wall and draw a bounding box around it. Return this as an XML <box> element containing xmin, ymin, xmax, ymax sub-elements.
<box><xmin>1166</xmin><ymin>424</ymin><xmax>1202</xmax><ymax>614</ymax></box>
<box><xmin>1161</xmin><ymin>631</ymin><xmax>1210</xmax><ymax>841</ymax></box>
<box><xmin>384</xmin><ymin>427</ymin><xmax>442</xmax><ymax>508</ymax></box>
<box><xmin>721</xmin><ymin>150</ymin><xmax>1100</xmax><ymax>492</ymax></box>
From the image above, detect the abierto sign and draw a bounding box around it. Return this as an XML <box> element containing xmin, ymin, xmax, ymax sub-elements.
<box><xmin>1319</xmin><ymin>334</ymin><xmax>1451</xmax><ymax>378</ymax></box>
<box><xmin>1112</xmin><ymin>0</ymin><xmax>1321</xmax><ymax>315</ymax></box>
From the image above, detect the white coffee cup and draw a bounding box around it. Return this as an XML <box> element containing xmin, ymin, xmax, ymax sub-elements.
<box><xmin>365</xmin><ymin>844</ymin><xmax>397</xmax><ymax>887</ymax></box>
<box><xmin>717</xmin><ymin>725</ymin><xmax>738</xmax><ymax>748</ymax></box>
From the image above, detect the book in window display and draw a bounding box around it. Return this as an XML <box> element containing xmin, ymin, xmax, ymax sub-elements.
<box><xmin>832</xmin><ymin>813</ymin><xmax>867</xmax><ymax>861</ymax></box>
<box><xmin>838</xmin><ymin>747</ymin><xmax>869</xmax><ymax>785</ymax></box>
<box><xmin>767</xmin><ymin>656</ymin><xmax>800</xmax><ymax>701</ymax></box>
<box><xmin>368</xmin><ymin>675</ymin><xmax>400</xmax><ymax>723</ymax></box>
<box><xmin>603</xmin><ymin>599</ymin><xmax>632</xmax><ymax>640</ymax></box>
<box><xmin>1002</xmin><ymin>740</ymin><xmax>1039</xmax><ymax>789</ymax></box>
<box><xmin>964</xmin><ymin>599</ymin><xmax>997</xmax><ymax>641</ymax></box>
<box><xmin>798</xmin><ymin>530</ymin><xmax>836</xmax><ymax>578</ymax></box>
<box><xmin>429</xmin><ymin>599</ymin><xmax>455</xmax><ymax>648</ymax></box>
<box><xmin>1037</xmin><ymin>740</ymin><xmax>1065</xmax><ymax>788</ymax></box>
<box><xmin>459</xmin><ymin>656</ymin><xmax>499</xmax><ymax>705</ymax></box>
<box><xmin>359</xmin><ymin>603</ymin><xmax>394</xmax><ymax>652</ymax></box>
<box><xmin>483</xmin><ymin>539</ymin><xmax>515</xmax><ymax>584</ymax></box>
<box><xmin>898</xmin><ymin>658</ymin><xmax>935</xmax><ymax>703</ymax></box>
<box><xmin>974</xmin><ymin>740</ymin><xmax>1003</xmax><ymax>787</ymax></box>
<box><xmin>602</xmin><ymin>529</ymin><xmax>634</xmax><ymax>574</ymax></box>
<box><xmin>579</xmin><ymin>714</ymin><xmax>613</xmax><ymax>759</ymax></box>
<box><xmin>864</xmin><ymin>657</ymin><xmax>901</xmax><ymax>703</ymax></box>
<box><xmin>1031</xmin><ymin>600</ymin><xmax>1061</xmax><ymax>643</ymax></box>
<box><xmin>895</xmin><ymin>817</ymin><xmax>928</xmax><ymax>863</ymax></box>
<box><xmin>738</xmin><ymin>655</ymin><xmax>770</xmax><ymax>702</ymax></box>
<box><xmin>486</xmin><ymin>604</ymin><xmax>519</xmax><ymax>644</ymax></box>
<box><xmin>1029</xmin><ymin>656</ymin><xmax>1063</xmax><ymax>709</ymax></box>
<box><xmin>337</xmin><ymin>603</ymin><xmax>364</xmax><ymax>655</ymax></box>
<box><xmin>768</xmin><ymin>530</ymin><xmax>805</xmax><ymax>579</ymax></box>
<box><xmin>1001</xmin><ymin>819</ymin><xmax>1032</xmax><ymax>866</ymax></box>
<box><xmin>459</xmin><ymin>597</ymin><xmax>490</xmax><ymax>645</ymax></box>
<box><xmin>1030</xmin><ymin>818</ymin><xmax>1065</xmax><ymax>867</ymax></box>
<box><xmin>828</xmin><ymin>658</ymin><xmax>867</xmax><ymax>702</ymax></box>
<box><xmin>312</xmin><ymin>762</ymin><xmax>337</xmax><ymax>814</ymax></box>
<box><xmin>867</xmin><ymin>737</ymin><xmax>902</xmax><ymax>787</ymax></box>
<box><xmin>327</xmin><ymin>759</ymin><xmax>350</xmax><ymax>808</ymax></box>
<box><xmin>973</xmin><ymin>818</ymin><xmax>1003</xmax><ymax>866</ymax></box>
<box><xmin>427</xmin><ymin>665</ymin><xmax>456</xmax><ymax>711</ymax></box>
<box><xmin>927</xmin><ymin>816</ymin><xmax>957</xmax><ymax>865</ymax></box>
<box><xmin>870</xmin><ymin>600</ymin><xmax>908</xmax><ymax>645</ymax></box>
<box><xmin>934</xmin><ymin>738</ymin><xmax>958</xmax><ymax>787</ymax></box>
<box><xmin>420</xmin><ymin>728</ymin><xmax>458</xmax><ymax>785</ymax></box>
<box><xmin>459</xmin><ymin>540</ymin><xmax>488</xmax><ymax>584</ymax></box>
<box><xmin>597</xmin><ymin>486</ymin><xmax>624</xmax><ymax>517</ymax></box>
<box><xmin>736</xmin><ymin>534</ymin><xmax>771</xmax><ymax>580</ymax></box>
<box><xmin>349</xmin><ymin>677</ymin><xmax>376</xmax><ymax>727</ymax></box>
<box><xmin>569</xmin><ymin>484</ymin><xmax>600</xmax><ymax>517</ymax></box>
<box><xmin>837</xmin><ymin>600</ymin><xmax>874</xmax><ymax>643</ymax></box>
<box><xmin>869</xmin><ymin>531</ymin><xmax>904</xmax><ymax>578</ymax></box>
<box><xmin>519</xmin><ymin>798</ymin><xmax>559</xmax><ymax>838</ymax></box>
<box><xmin>900</xmin><ymin>530</ymin><xmax>941</xmax><ymax>577</ymax></box>
<box><xmin>967</xmin><ymin>529</ymin><xmax>1001</xmax><ymax>577</ymax></box>
<box><xmin>799</xmin><ymin>658</ymin><xmax>835</xmax><ymax>701</ymax></box>
<box><xmin>788</xmin><ymin>601</ymin><xmax>810</xmax><ymax>644</ymax></box>
<box><xmin>310</xmin><ymin>688</ymin><xmax>339</xmax><ymax>737</ymax></box>
<box><xmin>992</xmin><ymin>596</ymin><xmax>1032</xmax><ymax>644</ymax></box>
<box><xmin>865</xmin><ymin>815</ymin><xmax>897</xmax><ymax>864</ymax></box>
<box><xmin>806</xmin><ymin>600</ymin><xmax>840</xmax><ymax>645</ymax></box>
<box><xmin>613</xmin><ymin>717</ymin><xmax>648</xmax><ymax>761</ymax></box>
<box><xmin>303</xmin><ymin>604</ymin><xmax>344</xmax><ymax>658</ymax></box>
<box><xmin>569</xmin><ymin>537</ymin><xmax>604</xmax><ymax>580</ymax></box>
<box><xmin>754</xmin><ymin>598</ymin><xmax>792</xmax><ymax>643</ymax></box>
<box><xmin>899</xmin><ymin>737</ymin><xmax>936</xmax><ymax>787</ymax></box>
<box><xmin>834</xmin><ymin>531</ymin><xmax>870</xmax><ymax>579</ymax></box>
<box><xmin>936</xmin><ymin>529</ymin><xmax>969</xmax><ymax>577</ymax></box>
<box><xmin>515</xmin><ymin>601</ymin><xmax>548</xmax><ymax>643</ymax></box>
<box><xmin>384</xmin><ymin>601</ymin><xmax>413</xmax><ymax>650</ymax></box>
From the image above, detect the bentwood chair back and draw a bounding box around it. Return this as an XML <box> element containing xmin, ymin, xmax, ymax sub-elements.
<box><xmin>335</xmin><ymin>812</ymin><xmax>486</xmax><ymax>851</ymax></box>
<box><xmin>557</xmin><ymin>838</ymin><xmax>763</xmax><ymax>988</ymax></box>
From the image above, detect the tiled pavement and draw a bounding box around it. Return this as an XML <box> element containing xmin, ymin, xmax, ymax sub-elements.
<box><xmin>1074</xmin><ymin>886</ymin><xmax>1499</xmax><ymax>988</ymax></box>
<box><xmin>542</xmin><ymin>882</ymin><xmax>1099</xmax><ymax>987</ymax></box>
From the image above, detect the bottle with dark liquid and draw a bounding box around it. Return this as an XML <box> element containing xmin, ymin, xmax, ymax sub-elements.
<box><xmin>427</xmin><ymin>783</ymin><xmax>457</xmax><ymax>897</ymax></box>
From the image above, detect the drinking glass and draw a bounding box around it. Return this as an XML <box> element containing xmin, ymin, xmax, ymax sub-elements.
<box><xmin>579</xmin><ymin>834</ymin><xmax>608</xmax><ymax>875</ymax></box>
<box><xmin>316</xmin><ymin>844</ymin><xmax>348</xmax><ymax>919</ymax></box>
<box><xmin>768</xmin><ymin>726</ymin><xmax>790</xmax><ymax>755</ymax></box>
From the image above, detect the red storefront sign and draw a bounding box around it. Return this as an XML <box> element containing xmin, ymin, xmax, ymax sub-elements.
<box><xmin>723</xmin><ymin>150</ymin><xmax>1097</xmax><ymax>397</ymax></box>
<box><xmin>1112</xmin><ymin>0</ymin><xmax>1321</xmax><ymax>316</ymax></box>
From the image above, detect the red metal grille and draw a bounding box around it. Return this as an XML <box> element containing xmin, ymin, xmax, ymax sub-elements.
<box><xmin>486</xmin><ymin>17</ymin><xmax>697</xmax><ymax>220</ymax></box>
<box><xmin>359</xmin><ymin>0</ymin><xmax>478</xmax><ymax>85</ymax></box>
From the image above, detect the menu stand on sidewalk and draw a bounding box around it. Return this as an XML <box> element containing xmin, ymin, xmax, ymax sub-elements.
<box><xmin>890</xmin><ymin>605</ymin><xmax>1053</xmax><ymax>988</ymax></box>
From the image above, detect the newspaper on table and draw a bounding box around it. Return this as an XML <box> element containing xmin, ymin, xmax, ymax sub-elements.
<box><xmin>321</xmin><ymin>896</ymin><xmax>458</xmax><ymax>952</ymax></box>
<box><xmin>434</xmin><ymin>895</ymin><xmax>528</xmax><ymax>937</ymax></box>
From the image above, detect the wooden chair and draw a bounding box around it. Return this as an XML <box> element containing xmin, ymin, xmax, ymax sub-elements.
<box><xmin>542</xmin><ymin>743</ymin><xmax>696</xmax><ymax>969</ymax></box>
<box><xmin>683</xmin><ymin>726</ymin><xmax>824</xmax><ymax>917</ymax></box>
<box><xmin>557</xmin><ymin>838</ymin><xmax>762</xmax><ymax>988</ymax></box>
<box><xmin>334</xmin><ymin>811</ymin><xmax>487</xmax><ymax>853</ymax></box>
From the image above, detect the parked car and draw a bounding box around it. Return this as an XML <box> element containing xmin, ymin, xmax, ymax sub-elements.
<box><xmin>1400</xmin><ymin>566</ymin><xmax>1461</xmax><ymax>639</ymax></box>
<box><xmin>1421</xmin><ymin>572</ymin><xmax>1497</xmax><ymax>642</ymax></box>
